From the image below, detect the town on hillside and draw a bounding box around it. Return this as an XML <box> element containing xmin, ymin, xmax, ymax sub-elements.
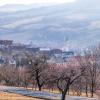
<box><xmin>0</xmin><ymin>40</ymin><xmax>74</xmax><ymax>66</ymax></box>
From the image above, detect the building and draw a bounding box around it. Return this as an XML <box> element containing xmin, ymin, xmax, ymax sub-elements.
<box><xmin>0</xmin><ymin>40</ymin><xmax>13</xmax><ymax>46</ymax></box>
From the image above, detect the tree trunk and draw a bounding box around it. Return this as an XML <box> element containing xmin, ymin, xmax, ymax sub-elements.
<box><xmin>91</xmin><ymin>81</ymin><xmax>94</xmax><ymax>98</ymax></box>
<box><xmin>39</xmin><ymin>86</ymin><xmax>42</xmax><ymax>91</ymax></box>
<box><xmin>61</xmin><ymin>92</ymin><xmax>66</xmax><ymax>100</ymax></box>
<box><xmin>61</xmin><ymin>81</ymin><xmax>70</xmax><ymax>100</ymax></box>
<box><xmin>91</xmin><ymin>90</ymin><xmax>94</xmax><ymax>98</ymax></box>
<box><xmin>67</xmin><ymin>88</ymin><xmax>69</xmax><ymax>95</ymax></box>
<box><xmin>85</xmin><ymin>83</ymin><xmax>88</xmax><ymax>97</ymax></box>
<box><xmin>91</xmin><ymin>86</ymin><xmax>94</xmax><ymax>98</ymax></box>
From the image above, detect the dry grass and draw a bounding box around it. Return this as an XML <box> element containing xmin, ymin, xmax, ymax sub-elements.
<box><xmin>0</xmin><ymin>92</ymin><xmax>44</xmax><ymax>100</ymax></box>
<box><xmin>27</xmin><ymin>87</ymin><xmax>98</xmax><ymax>98</ymax></box>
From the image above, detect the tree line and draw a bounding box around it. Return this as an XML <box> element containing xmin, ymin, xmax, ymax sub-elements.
<box><xmin>0</xmin><ymin>46</ymin><xmax>100</xmax><ymax>100</ymax></box>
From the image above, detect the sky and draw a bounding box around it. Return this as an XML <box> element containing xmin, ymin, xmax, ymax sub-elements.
<box><xmin>0</xmin><ymin>0</ymin><xmax>76</xmax><ymax>6</ymax></box>
<box><xmin>0</xmin><ymin>0</ymin><xmax>99</xmax><ymax>49</ymax></box>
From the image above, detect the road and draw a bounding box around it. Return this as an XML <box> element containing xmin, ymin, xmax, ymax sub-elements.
<box><xmin>0</xmin><ymin>86</ymin><xmax>97</xmax><ymax>100</ymax></box>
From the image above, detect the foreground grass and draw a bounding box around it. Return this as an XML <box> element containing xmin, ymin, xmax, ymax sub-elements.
<box><xmin>0</xmin><ymin>92</ymin><xmax>44</xmax><ymax>100</ymax></box>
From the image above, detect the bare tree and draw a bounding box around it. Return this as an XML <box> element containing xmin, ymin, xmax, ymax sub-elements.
<box><xmin>49</xmin><ymin>61</ymin><xmax>85</xmax><ymax>100</ymax></box>
<box><xmin>28</xmin><ymin>54</ymin><xmax>49</xmax><ymax>91</ymax></box>
<box><xmin>59</xmin><ymin>68</ymin><xmax>84</xmax><ymax>100</ymax></box>
<box><xmin>77</xmin><ymin>48</ymin><xmax>100</xmax><ymax>97</ymax></box>
<box><xmin>0</xmin><ymin>64</ymin><xmax>19</xmax><ymax>86</ymax></box>
<box><xmin>71</xmin><ymin>77</ymin><xmax>83</xmax><ymax>96</ymax></box>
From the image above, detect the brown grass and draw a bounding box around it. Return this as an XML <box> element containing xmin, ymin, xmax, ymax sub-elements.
<box><xmin>27</xmin><ymin>87</ymin><xmax>98</xmax><ymax>98</ymax></box>
<box><xmin>0</xmin><ymin>92</ymin><xmax>44</xmax><ymax>100</ymax></box>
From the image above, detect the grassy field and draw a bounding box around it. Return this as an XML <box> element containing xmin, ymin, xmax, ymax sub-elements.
<box><xmin>0</xmin><ymin>92</ymin><xmax>44</xmax><ymax>100</ymax></box>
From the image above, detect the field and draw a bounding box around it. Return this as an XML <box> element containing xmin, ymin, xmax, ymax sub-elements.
<box><xmin>0</xmin><ymin>92</ymin><xmax>44</xmax><ymax>100</ymax></box>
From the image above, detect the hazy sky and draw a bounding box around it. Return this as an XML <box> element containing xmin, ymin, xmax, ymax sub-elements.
<box><xmin>0</xmin><ymin>0</ymin><xmax>99</xmax><ymax>49</ymax></box>
<box><xmin>0</xmin><ymin>0</ymin><xmax>75</xmax><ymax>6</ymax></box>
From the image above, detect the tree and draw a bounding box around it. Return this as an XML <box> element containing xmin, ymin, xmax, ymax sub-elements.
<box><xmin>77</xmin><ymin>48</ymin><xmax>100</xmax><ymax>97</ymax></box>
<box><xmin>58</xmin><ymin>68</ymin><xmax>84</xmax><ymax>100</ymax></box>
<box><xmin>19</xmin><ymin>67</ymin><xmax>30</xmax><ymax>88</ymax></box>
<box><xmin>49</xmin><ymin>61</ymin><xmax>85</xmax><ymax>100</ymax></box>
<box><xmin>28</xmin><ymin>54</ymin><xmax>49</xmax><ymax>91</ymax></box>
<box><xmin>0</xmin><ymin>64</ymin><xmax>20</xmax><ymax>86</ymax></box>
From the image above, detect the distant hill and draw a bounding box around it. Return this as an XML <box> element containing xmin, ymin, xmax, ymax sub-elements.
<box><xmin>0</xmin><ymin>0</ymin><xmax>100</xmax><ymax>49</ymax></box>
